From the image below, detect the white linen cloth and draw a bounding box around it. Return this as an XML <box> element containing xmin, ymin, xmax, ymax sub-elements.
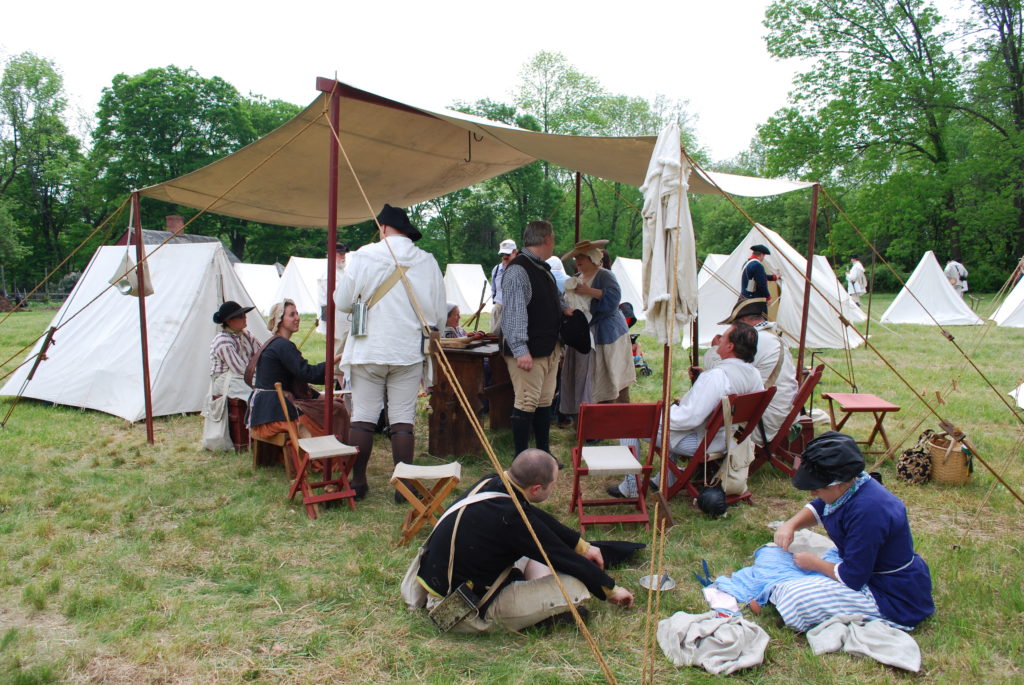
<box><xmin>657</xmin><ymin>610</ymin><xmax>769</xmax><ymax>675</ymax></box>
<box><xmin>806</xmin><ymin>614</ymin><xmax>922</xmax><ymax>672</ymax></box>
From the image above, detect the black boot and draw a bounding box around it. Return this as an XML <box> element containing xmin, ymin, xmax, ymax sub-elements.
<box><xmin>510</xmin><ymin>409</ymin><xmax>534</xmax><ymax>457</ymax></box>
<box><xmin>389</xmin><ymin>423</ymin><xmax>415</xmax><ymax>504</ymax></box>
<box><xmin>533</xmin><ymin>405</ymin><xmax>552</xmax><ymax>454</ymax></box>
<box><xmin>348</xmin><ymin>421</ymin><xmax>376</xmax><ymax>499</ymax></box>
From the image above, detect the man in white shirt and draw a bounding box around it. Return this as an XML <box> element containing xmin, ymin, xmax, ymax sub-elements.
<box><xmin>845</xmin><ymin>256</ymin><xmax>867</xmax><ymax>307</ymax></box>
<box><xmin>944</xmin><ymin>257</ymin><xmax>968</xmax><ymax>297</ymax></box>
<box><xmin>335</xmin><ymin>204</ymin><xmax>446</xmax><ymax>502</ymax></box>
<box><xmin>490</xmin><ymin>239</ymin><xmax>518</xmax><ymax>333</ymax></box>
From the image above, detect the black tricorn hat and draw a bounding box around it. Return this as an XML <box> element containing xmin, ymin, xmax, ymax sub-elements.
<box><xmin>213</xmin><ymin>300</ymin><xmax>254</xmax><ymax>325</ymax></box>
<box><xmin>791</xmin><ymin>431</ymin><xmax>865</xmax><ymax>490</ymax></box>
<box><xmin>377</xmin><ymin>204</ymin><xmax>422</xmax><ymax>242</ymax></box>
<box><xmin>750</xmin><ymin>244</ymin><xmax>771</xmax><ymax>255</ymax></box>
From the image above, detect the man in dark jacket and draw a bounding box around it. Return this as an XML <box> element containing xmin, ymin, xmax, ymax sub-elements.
<box><xmin>417</xmin><ymin>449</ymin><xmax>634</xmax><ymax>632</ymax></box>
<box><xmin>740</xmin><ymin>244</ymin><xmax>781</xmax><ymax>301</ymax></box>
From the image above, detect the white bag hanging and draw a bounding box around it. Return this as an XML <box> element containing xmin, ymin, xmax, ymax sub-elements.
<box><xmin>201</xmin><ymin>375</ymin><xmax>234</xmax><ymax>451</ymax></box>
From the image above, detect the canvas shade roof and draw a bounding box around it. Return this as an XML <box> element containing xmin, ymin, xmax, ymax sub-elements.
<box><xmin>0</xmin><ymin>243</ymin><xmax>271</xmax><ymax>422</ymax></box>
<box><xmin>684</xmin><ymin>224</ymin><xmax>866</xmax><ymax>349</ymax></box>
<box><xmin>271</xmin><ymin>256</ymin><xmax>325</xmax><ymax>315</ymax></box>
<box><xmin>139</xmin><ymin>81</ymin><xmax>814</xmax><ymax>228</ymax></box>
<box><xmin>611</xmin><ymin>257</ymin><xmax>646</xmax><ymax>321</ymax></box>
<box><xmin>880</xmin><ymin>251</ymin><xmax>983</xmax><ymax>325</ymax></box>
<box><xmin>991</xmin><ymin>276</ymin><xmax>1024</xmax><ymax>327</ymax></box>
<box><xmin>233</xmin><ymin>262</ymin><xmax>281</xmax><ymax>315</ymax></box>
<box><xmin>443</xmin><ymin>263</ymin><xmax>493</xmax><ymax>315</ymax></box>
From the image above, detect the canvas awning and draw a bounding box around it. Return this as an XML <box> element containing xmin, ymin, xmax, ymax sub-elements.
<box><xmin>140</xmin><ymin>80</ymin><xmax>815</xmax><ymax>227</ymax></box>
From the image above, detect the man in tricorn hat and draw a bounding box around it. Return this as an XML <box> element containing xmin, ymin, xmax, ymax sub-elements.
<box><xmin>741</xmin><ymin>244</ymin><xmax>782</xmax><ymax>301</ymax></box>
<box><xmin>336</xmin><ymin>204</ymin><xmax>446</xmax><ymax>502</ymax></box>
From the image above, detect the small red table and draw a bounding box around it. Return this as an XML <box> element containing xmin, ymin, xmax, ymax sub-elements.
<box><xmin>820</xmin><ymin>393</ymin><xmax>901</xmax><ymax>455</ymax></box>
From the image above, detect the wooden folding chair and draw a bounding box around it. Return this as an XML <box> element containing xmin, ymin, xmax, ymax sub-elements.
<box><xmin>661</xmin><ymin>388</ymin><xmax>776</xmax><ymax>505</ymax></box>
<box><xmin>390</xmin><ymin>462</ymin><xmax>462</xmax><ymax>545</ymax></box>
<box><xmin>274</xmin><ymin>383</ymin><xmax>359</xmax><ymax>520</ymax></box>
<box><xmin>750</xmin><ymin>364</ymin><xmax>824</xmax><ymax>477</ymax></box>
<box><xmin>568</xmin><ymin>402</ymin><xmax>663</xmax><ymax>534</ymax></box>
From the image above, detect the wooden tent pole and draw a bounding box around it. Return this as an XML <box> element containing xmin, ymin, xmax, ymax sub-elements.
<box><xmin>795</xmin><ymin>184</ymin><xmax>820</xmax><ymax>382</ymax></box>
<box><xmin>318</xmin><ymin>78</ymin><xmax>342</xmax><ymax>433</ymax></box>
<box><xmin>865</xmin><ymin>245</ymin><xmax>876</xmax><ymax>340</ymax></box>
<box><xmin>574</xmin><ymin>172</ymin><xmax>582</xmax><ymax>243</ymax></box>
<box><xmin>132</xmin><ymin>192</ymin><xmax>155</xmax><ymax>444</ymax></box>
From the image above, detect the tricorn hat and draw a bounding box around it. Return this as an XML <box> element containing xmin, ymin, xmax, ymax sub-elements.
<box><xmin>562</xmin><ymin>239</ymin><xmax>610</xmax><ymax>261</ymax></box>
<box><xmin>750</xmin><ymin>244</ymin><xmax>771</xmax><ymax>256</ymax></box>
<box><xmin>791</xmin><ymin>431</ymin><xmax>865</xmax><ymax>490</ymax></box>
<box><xmin>377</xmin><ymin>204</ymin><xmax>422</xmax><ymax>242</ymax></box>
<box><xmin>213</xmin><ymin>300</ymin><xmax>254</xmax><ymax>325</ymax></box>
<box><xmin>717</xmin><ymin>297</ymin><xmax>768</xmax><ymax>325</ymax></box>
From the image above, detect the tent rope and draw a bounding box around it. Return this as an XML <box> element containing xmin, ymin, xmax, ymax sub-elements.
<box><xmin>322</xmin><ymin>90</ymin><xmax>619</xmax><ymax>684</ymax></box>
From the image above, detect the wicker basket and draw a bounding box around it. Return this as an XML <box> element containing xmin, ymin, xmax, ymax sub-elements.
<box><xmin>925</xmin><ymin>433</ymin><xmax>971</xmax><ymax>485</ymax></box>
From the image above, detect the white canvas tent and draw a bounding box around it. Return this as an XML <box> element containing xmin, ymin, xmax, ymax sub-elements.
<box><xmin>697</xmin><ymin>253</ymin><xmax>728</xmax><ymax>288</ymax></box>
<box><xmin>1011</xmin><ymin>382</ymin><xmax>1024</xmax><ymax>409</ymax></box>
<box><xmin>233</xmin><ymin>262</ymin><xmax>281</xmax><ymax>315</ymax></box>
<box><xmin>0</xmin><ymin>243</ymin><xmax>271</xmax><ymax>422</ymax></box>
<box><xmin>685</xmin><ymin>225</ymin><xmax>866</xmax><ymax>349</ymax></box>
<box><xmin>611</xmin><ymin>257</ymin><xmax>646</xmax><ymax>321</ymax></box>
<box><xmin>991</xmin><ymin>277</ymin><xmax>1024</xmax><ymax>327</ymax></box>
<box><xmin>443</xmin><ymin>263</ymin><xmax>493</xmax><ymax>314</ymax></box>
<box><xmin>271</xmin><ymin>256</ymin><xmax>325</xmax><ymax>315</ymax></box>
<box><xmin>881</xmin><ymin>251</ymin><xmax>983</xmax><ymax>325</ymax></box>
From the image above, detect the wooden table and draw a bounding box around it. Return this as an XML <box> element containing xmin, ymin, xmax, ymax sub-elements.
<box><xmin>428</xmin><ymin>343</ymin><xmax>513</xmax><ymax>457</ymax></box>
<box><xmin>820</xmin><ymin>392</ymin><xmax>900</xmax><ymax>455</ymax></box>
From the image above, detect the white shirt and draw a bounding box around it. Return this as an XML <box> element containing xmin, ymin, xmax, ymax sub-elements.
<box><xmin>316</xmin><ymin>262</ymin><xmax>350</xmax><ymax>336</ymax></box>
<box><xmin>670</xmin><ymin>357</ymin><xmax>763</xmax><ymax>453</ymax></box>
<box><xmin>846</xmin><ymin>261</ymin><xmax>867</xmax><ymax>295</ymax></box>
<box><xmin>335</xmin><ymin>235</ymin><xmax>446</xmax><ymax>367</ymax></box>
<box><xmin>944</xmin><ymin>260</ymin><xmax>968</xmax><ymax>293</ymax></box>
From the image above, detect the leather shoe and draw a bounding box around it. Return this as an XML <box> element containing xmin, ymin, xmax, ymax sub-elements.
<box><xmin>352</xmin><ymin>483</ymin><xmax>369</xmax><ymax>501</ymax></box>
<box><xmin>606</xmin><ymin>485</ymin><xmax>626</xmax><ymax>499</ymax></box>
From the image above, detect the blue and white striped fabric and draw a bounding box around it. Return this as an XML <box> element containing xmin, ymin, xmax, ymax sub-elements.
<box><xmin>618</xmin><ymin>433</ymin><xmax>701</xmax><ymax>497</ymax></box>
<box><xmin>769</xmin><ymin>575</ymin><xmax>913</xmax><ymax>632</ymax></box>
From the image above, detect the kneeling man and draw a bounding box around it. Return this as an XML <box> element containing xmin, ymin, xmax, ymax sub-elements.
<box><xmin>414</xmin><ymin>449</ymin><xmax>634</xmax><ymax>632</ymax></box>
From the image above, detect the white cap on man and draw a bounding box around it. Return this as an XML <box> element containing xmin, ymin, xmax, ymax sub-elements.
<box><xmin>498</xmin><ymin>239</ymin><xmax>517</xmax><ymax>255</ymax></box>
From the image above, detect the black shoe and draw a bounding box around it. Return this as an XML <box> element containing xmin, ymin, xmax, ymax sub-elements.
<box><xmin>352</xmin><ymin>483</ymin><xmax>369</xmax><ymax>501</ymax></box>
<box><xmin>532</xmin><ymin>606</ymin><xmax>590</xmax><ymax>630</ymax></box>
<box><xmin>607</xmin><ymin>485</ymin><xmax>626</xmax><ymax>499</ymax></box>
<box><xmin>394</xmin><ymin>489</ymin><xmax>408</xmax><ymax>505</ymax></box>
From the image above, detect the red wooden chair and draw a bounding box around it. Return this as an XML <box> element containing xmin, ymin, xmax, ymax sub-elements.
<box><xmin>274</xmin><ymin>383</ymin><xmax>359</xmax><ymax>520</ymax></box>
<box><xmin>661</xmin><ymin>388</ymin><xmax>776</xmax><ymax>505</ymax></box>
<box><xmin>568</xmin><ymin>402</ymin><xmax>663</xmax><ymax>534</ymax></box>
<box><xmin>750</xmin><ymin>364</ymin><xmax>824</xmax><ymax>477</ymax></box>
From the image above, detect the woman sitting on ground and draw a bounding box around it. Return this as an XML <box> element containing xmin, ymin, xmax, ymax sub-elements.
<box><xmin>206</xmin><ymin>301</ymin><xmax>261</xmax><ymax>449</ymax></box>
<box><xmin>771</xmin><ymin>432</ymin><xmax>934</xmax><ymax>632</ymax></box>
<box><xmin>248</xmin><ymin>300</ymin><xmax>348</xmax><ymax>447</ymax></box>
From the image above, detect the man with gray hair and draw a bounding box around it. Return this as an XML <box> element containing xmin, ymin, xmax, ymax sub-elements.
<box><xmin>500</xmin><ymin>220</ymin><xmax>566</xmax><ymax>458</ymax></box>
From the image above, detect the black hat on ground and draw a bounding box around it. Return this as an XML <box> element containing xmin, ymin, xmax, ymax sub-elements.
<box><xmin>718</xmin><ymin>297</ymin><xmax>768</xmax><ymax>325</ymax></box>
<box><xmin>750</xmin><ymin>244</ymin><xmax>771</xmax><ymax>256</ymax></box>
<box><xmin>376</xmin><ymin>204</ymin><xmax>422</xmax><ymax>242</ymax></box>
<box><xmin>791</xmin><ymin>431</ymin><xmax>865</xmax><ymax>490</ymax></box>
<box><xmin>213</xmin><ymin>300</ymin><xmax>254</xmax><ymax>324</ymax></box>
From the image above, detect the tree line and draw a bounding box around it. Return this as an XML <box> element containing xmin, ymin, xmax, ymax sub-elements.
<box><xmin>2</xmin><ymin>0</ymin><xmax>1023</xmax><ymax>295</ymax></box>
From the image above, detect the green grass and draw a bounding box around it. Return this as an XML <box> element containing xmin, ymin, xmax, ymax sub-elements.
<box><xmin>0</xmin><ymin>298</ymin><xmax>1022</xmax><ymax>683</ymax></box>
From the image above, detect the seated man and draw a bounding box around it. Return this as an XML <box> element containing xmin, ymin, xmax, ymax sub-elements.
<box><xmin>698</xmin><ymin>298</ymin><xmax>797</xmax><ymax>446</ymax></box>
<box><xmin>413</xmin><ymin>449</ymin><xmax>634</xmax><ymax>632</ymax></box>
<box><xmin>771</xmin><ymin>432</ymin><xmax>934</xmax><ymax>632</ymax></box>
<box><xmin>610</xmin><ymin>322</ymin><xmax>764</xmax><ymax>498</ymax></box>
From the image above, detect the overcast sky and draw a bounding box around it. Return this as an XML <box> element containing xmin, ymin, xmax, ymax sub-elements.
<box><xmin>3</xmin><ymin>0</ymin><xmax>806</xmax><ymax>161</ymax></box>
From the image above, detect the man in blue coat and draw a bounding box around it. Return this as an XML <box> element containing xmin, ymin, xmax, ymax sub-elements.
<box><xmin>740</xmin><ymin>244</ymin><xmax>782</xmax><ymax>303</ymax></box>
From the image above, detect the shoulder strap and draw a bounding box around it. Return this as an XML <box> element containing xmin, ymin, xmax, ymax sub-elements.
<box><xmin>443</xmin><ymin>480</ymin><xmax>512</xmax><ymax>592</ymax></box>
<box><xmin>366</xmin><ymin>265</ymin><xmax>409</xmax><ymax>310</ymax></box>
<box><xmin>764</xmin><ymin>335</ymin><xmax>787</xmax><ymax>389</ymax></box>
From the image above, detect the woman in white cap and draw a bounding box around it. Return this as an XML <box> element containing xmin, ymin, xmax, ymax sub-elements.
<box><xmin>443</xmin><ymin>302</ymin><xmax>468</xmax><ymax>338</ymax></box>
<box><xmin>561</xmin><ymin>240</ymin><xmax>636</xmax><ymax>408</ymax></box>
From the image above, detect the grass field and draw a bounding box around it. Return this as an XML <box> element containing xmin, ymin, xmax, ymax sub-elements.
<box><xmin>0</xmin><ymin>295</ymin><xmax>1022</xmax><ymax>684</ymax></box>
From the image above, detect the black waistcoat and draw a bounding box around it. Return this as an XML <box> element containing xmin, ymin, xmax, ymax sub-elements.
<box><xmin>510</xmin><ymin>252</ymin><xmax>560</xmax><ymax>357</ymax></box>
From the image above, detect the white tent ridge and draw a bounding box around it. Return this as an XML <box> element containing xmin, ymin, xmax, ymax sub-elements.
<box><xmin>611</xmin><ymin>257</ymin><xmax>646</xmax><ymax>321</ymax></box>
<box><xmin>685</xmin><ymin>225</ymin><xmax>866</xmax><ymax>350</ymax></box>
<box><xmin>991</xmin><ymin>276</ymin><xmax>1024</xmax><ymax>327</ymax></box>
<box><xmin>233</xmin><ymin>263</ymin><xmax>281</xmax><ymax>315</ymax></box>
<box><xmin>880</xmin><ymin>251</ymin><xmax>983</xmax><ymax>326</ymax></box>
<box><xmin>271</xmin><ymin>256</ymin><xmax>325</xmax><ymax>315</ymax></box>
<box><xmin>443</xmin><ymin>263</ymin><xmax>493</xmax><ymax>315</ymax></box>
<box><xmin>697</xmin><ymin>253</ymin><xmax>728</xmax><ymax>288</ymax></box>
<box><xmin>0</xmin><ymin>243</ymin><xmax>271</xmax><ymax>422</ymax></box>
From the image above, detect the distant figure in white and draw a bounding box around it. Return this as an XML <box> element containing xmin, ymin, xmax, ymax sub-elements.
<box><xmin>944</xmin><ymin>257</ymin><xmax>969</xmax><ymax>298</ymax></box>
<box><xmin>845</xmin><ymin>256</ymin><xmax>867</xmax><ymax>307</ymax></box>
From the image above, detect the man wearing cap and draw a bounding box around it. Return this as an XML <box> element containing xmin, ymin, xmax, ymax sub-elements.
<box><xmin>697</xmin><ymin>298</ymin><xmax>797</xmax><ymax>447</ymax></box>
<box><xmin>501</xmin><ymin>221</ymin><xmax>566</xmax><ymax>457</ymax></box>
<box><xmin>317</xmin><ymin>242</ymin><xmax>351</xmax><ymax>377</ymax></box>
<box><xmin>336</xmin><ymin>204</ymin><xmax>446</xmax><ymax>501</ymax></box>
<box><xmin>771</xmin><ymin>432</ymin><xmax>934</xmax><ymax>632</ymax></box>
<box><xmin>741</xmin><ymin>244</ymin><xmax>781</xmax><ymax>301</ymax></box>
<box><xmin>490</xmin><ymin>239</ymin><xmax>519</xmax><ymax>333</ymax></box>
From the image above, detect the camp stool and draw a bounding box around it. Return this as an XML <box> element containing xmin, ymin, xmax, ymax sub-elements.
<box><xmin>390</xmin><ymin>462</ymin><xmax>462</xmax><ymax>545</ymax></box>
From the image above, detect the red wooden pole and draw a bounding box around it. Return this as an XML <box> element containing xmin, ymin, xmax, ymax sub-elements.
<box><xmin>132</xmin><ymin>192</ymin><xmax>155</xmax><ymax>444</ymax></box>
<box><xmin>795</xmin><ymin>184</ymin><xmax>820</xmax><ymax>382</ymax></box>
<box><xmin>574</xmin><ymin>172</ymin><xmax>581</xmax><ymax>243</ymax></box>
<box><xmin>318</xmin><ymin>79</ymin><xmax>341</xmax><ymax>434</ymax></box>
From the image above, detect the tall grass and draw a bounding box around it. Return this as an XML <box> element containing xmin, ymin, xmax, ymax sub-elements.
<box><xmin>0</xmin><ymin>298</ymin><xmax>1021</xmax><ymax>683</ymax></box>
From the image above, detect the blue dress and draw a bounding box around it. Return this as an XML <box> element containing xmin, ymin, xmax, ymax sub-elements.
<box><xmin>810</xmin><ymin>478</ymin><xmax>934</xmax><ymax>628</ymax></box>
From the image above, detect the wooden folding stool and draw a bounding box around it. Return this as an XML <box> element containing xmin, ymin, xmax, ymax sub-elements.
<box><xmin>390</xmin><ymin>462</ymin><xmax>462</xmax><ymax>545</ymax></box>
